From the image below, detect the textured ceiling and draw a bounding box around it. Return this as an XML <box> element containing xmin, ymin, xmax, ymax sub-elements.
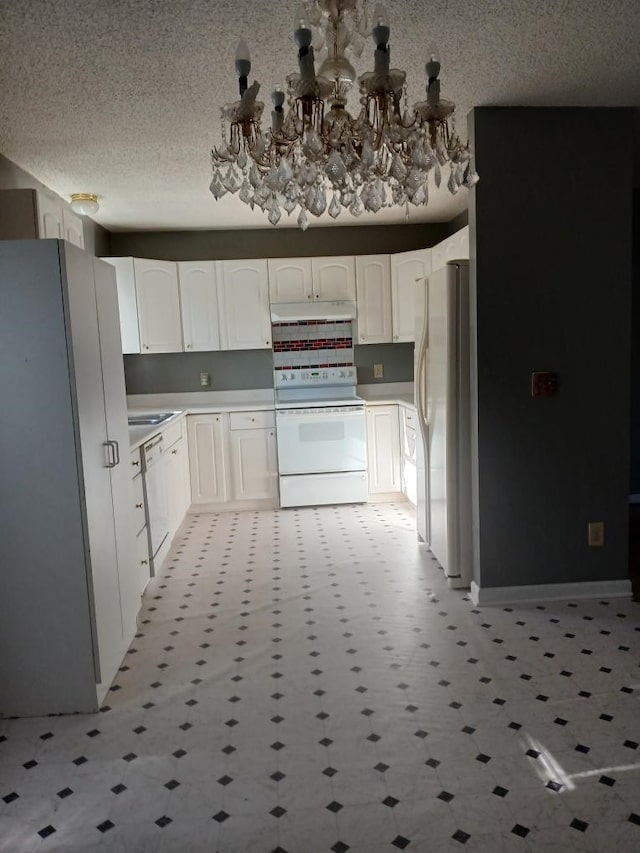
<box><xmin>1</xmin><ymin>0</ymin><xmax>639</xmax><ymax>232</ymax></box>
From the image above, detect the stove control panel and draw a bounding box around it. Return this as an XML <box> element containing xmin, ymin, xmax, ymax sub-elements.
<box><xmin>275</xmin><ymin>366</ymin><xmax>356</xmax><ymax>387</ymax></box>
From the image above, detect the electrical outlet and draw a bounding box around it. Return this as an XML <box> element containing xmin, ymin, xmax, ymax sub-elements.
<box><xmin>373</xmin><ymin>363</ymin><xmax>384</xmax><ymax>379</ymax></box>
<box><xmin>588</xmin><ymin>521</ymin><xmax>605</xmax><ymax>547</ymax></box>
<box><xmin>200</xmin><ymin>371</ymin><xmax>211</xmax><ymax>387</ymax></box>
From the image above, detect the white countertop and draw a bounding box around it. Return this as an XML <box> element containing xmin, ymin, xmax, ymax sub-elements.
<box><xmin>127</xmin><ymin>383</ymin><xmax>415</xmax><ymax>451</ymax></box>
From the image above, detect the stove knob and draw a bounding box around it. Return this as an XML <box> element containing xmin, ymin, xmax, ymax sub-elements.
<box><xmin>339</xmin><ymin>370</ymin><xmax>345</xmax><ymax>378</ymax></box>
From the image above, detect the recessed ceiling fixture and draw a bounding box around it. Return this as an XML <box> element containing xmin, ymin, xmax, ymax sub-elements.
<box><xmin>210</xmin><ymin>1</ymin><xmax>478</xmax><ymax>229</ymax></box>
<box><xmin>69</xmin><ymin>193</ymin><xmax>99</xmax><ymax>216</ymax></box>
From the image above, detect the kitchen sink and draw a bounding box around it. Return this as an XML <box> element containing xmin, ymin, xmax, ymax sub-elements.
<box><xmin>127</xmin><ymin>412</ymin><xmax>176</xmax><ymax>426</ymax></box>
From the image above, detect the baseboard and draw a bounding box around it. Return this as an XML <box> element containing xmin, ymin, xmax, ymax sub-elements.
<box><xmin>470</xmin><ymin>578</ymin><xmax>632</xmax><ymax>606</ymax></box>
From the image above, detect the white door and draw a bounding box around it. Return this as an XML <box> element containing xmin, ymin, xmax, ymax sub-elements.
<box><xmin>311</xmin><ymin>256</ymin><xmax>356</xmax><ymax>301</ymax></box>
<box><xmin>93</xmin><ymin>258</ymin><xmax>139</xmax><ymax>645</ymax></box>
<box><xmin>229</xmin><ymin>428</ymin><xmax>278</xmax><ymax>501</ymax></box>
<box><xmin>187</xmin><ymin>414</ymin><xmax>229</xmax><ymax>503</ymax></box>
<box><xmin>62</xmin><ymin>207</ymin><xmax>84</xmax><ymax>249</ymax></box>
<box><xmin>37</xmin><ymin>193</ymin><xmax>64</xmax><ymax>238</ymax></box>
<box><xmin>355</xmin><ymin>255</ymin><xmax>392</xmax><ymax>344</ymax></box>
<box><xmin>366</xmin><ymin>404</ymin><xmax>402</xmax><ymax>494</ymax></box>
<box><xmin>63</xmin><ymin>246</ymin><xmax>123</xmax><ymax>689</ymax></box>
<box><xmin>101</xmin><ymin>257</ymin><xmax>141</xmax><ymax>354</ymax></box>
<box><xmin>134</xmin><ymin>258</ymin><xmax>183</xmax><ymax>352</ymax></box>
<box><xmin>268</xmin><ymin>258</ymin><xmax>313</xmax><ymax>303</ymax></box>
<box><xmin>219</xmin><ymin>259</ymin><xmax>271</xmax><ymax>350</ymax></box>
<box><xmin>391</xmin><ymin>249</ymin><xmax>431</xmax><ymax>342</ymax></box>
<box><xmin>178</xmin><ymin>261</ymin><xmax>221</xmax><ymax>351</ymax></box>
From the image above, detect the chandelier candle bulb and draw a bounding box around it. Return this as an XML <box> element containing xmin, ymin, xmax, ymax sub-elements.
<box><xmin>235</xmin><ymin>39</ymin><xmax>251</xmax><ymax>95</ymax></box>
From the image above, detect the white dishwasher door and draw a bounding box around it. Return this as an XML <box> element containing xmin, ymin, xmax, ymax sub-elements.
<box><xmin>276</xmin><ymin>406</ymin><xmax>367</xmax><ymax>475</ymax></box>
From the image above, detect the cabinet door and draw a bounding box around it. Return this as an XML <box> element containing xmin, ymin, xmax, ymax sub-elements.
<box><xmin>101</xmin><ymin>257</ymin><xmax>141</xmax><ymax>354</ymax></box>
<box><xmin>63</xmin><ymin>246</ymin><xmax>124</xmax><ymax>689</ymax></box>
<box><xmin>431</xmin><ymin>226</ymin><xmax>469</xmax><ymax>272</ymax></box>
<box><xmin>218</xmin><ymin>259</ymin><xmax>271</xmax><ymax>350</ymax></box>
<box><xmin>62</xmin><ymin>207</ymin><xmax>84</xmax><ymax>249</ymax></box>
<box><xmin>355</xmin><ymin>255</ymin><xmax>392</xmax><ymax>344</ymax></box>
<box><xmin>165</xmin><ymin>436</ymin><xmax>185</xmax><ymax>537</ymax></box>
<box><xmin>311</xmin><ymin>256</ymin><xmax>356</xmax><ymax>301</ymax></box>
<box><xmin>37</xmin><ymin>193</ymin><xmax>64</xmax><ymax>238</ymax></box>
<box><xmin>268</xmin><ymin>258</ymin><xmax>313</xmax><ymax>303</ymax></box>
<box><xmin>135</xmin><ymin>526</ymin><xmax>150</xmax><ymax>595</ymax></box>
<box><xmin>93</xmin><ymin>258</ymin><xmax>140</xmax><ymax>646</ymax></box>
<box><xmin>366</xmin><ymin>404</ymin><xmax>401</xmax><ymax>494</ymax></box>
<box><xmin>390</xmin><ymin>249</ymin><xmax>431</xmax><ymax>342</ymax></box>
<box><xmin>178</xmin><ymin>261</ymin><xmax>221</xmax><ymax>351</ymax></box>
<box><xmin>134</xmin><ymin>258</ymin><xmax>183</xmax><ymax>353</ymax></box>
<box><xmin>187</xmin><ymin>414</ymin><xmax>228</xmax><ymax>503</ymax></box>
<box><xmin>229</xmin><ymin>427</ymin><xmax>278</xmax><ymax>501</ymax></box>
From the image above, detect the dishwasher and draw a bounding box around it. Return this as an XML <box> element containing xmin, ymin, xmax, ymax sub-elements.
<box><xmin>142</xmin><ymin>434</ymin><xmax>170</xmax><ymax>576</ymax></box>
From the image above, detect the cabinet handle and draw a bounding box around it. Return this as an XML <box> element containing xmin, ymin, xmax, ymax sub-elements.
<box><xmin>172</xmin><ymin>449</ymin><xmax>178</xmax><ymax>455</ymax></box>
<box><xmin>131</xmin><ymin>459</ymin><xmax>140</xmax><ymax>467</ymax></box>
<box><xmin>141</xmin><ymin>559</ymin><xmax>148</xmax><ymax>565</ymax></box>
<box><xmin>104</xmin><ymin>440</ymin><xmax>117</xmax><ymax>468</ymax></box>
<box><xmin>135</xmin><ymin>502</ymin><xmax>143</xmax><ymax>508</ymax></box>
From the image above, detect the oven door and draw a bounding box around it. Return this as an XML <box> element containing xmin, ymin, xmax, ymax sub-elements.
<box><xmin>276</xmin><ymin>406</ymin><xmax>367</xmax><ymax>475</ymax></box>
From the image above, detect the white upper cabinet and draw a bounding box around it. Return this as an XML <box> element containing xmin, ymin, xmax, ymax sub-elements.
<box><xmin>355</xmin><ymin>254</ymin><xmax>392</xmax><ymax>344</ymax></box>
<box><xmin>431</xmin><ymin>226</ymin><xmax>470</xmax><ymax>272</ymax></box>
<box><xmin>178</xmin><ymin>261</ymin><xmax>221</xmax><ymax>352</ymax></box>
<box><xmin>268</xmin><ymin>258</ymin><xmax>313</xmax><ymax>303</ymax></box>
<box><xmin>134</xmin><ymin>258</ymin><xmax>183</xmax><ymax>353</ymax></box>
<box><xmin>311</xmin><ymin>256</ymin><xmax>356</xmax><ymax>301</ymax></box>
<box><xmin>61</xmin><ymin>207</ymin><xmax>84</xmax><ymax>248</ymax></box>
<box><xmin>219</xmin><ymin>259</ymin><xmax>271</xmax><ymax>350</ymax></box>
<box><xmin>390</xmin><ymin>249</ymin><xmax>431</xmax><ymax>342</ymax></box>
<box><xmin>36</xmin><ymin>193</ymin><xmax>64</xmax><ymax>239</ymax></box>
<box><xmin>101</xmin><ymin>257</ymin><xmax>141</xmax><ymax>354</ymax></box>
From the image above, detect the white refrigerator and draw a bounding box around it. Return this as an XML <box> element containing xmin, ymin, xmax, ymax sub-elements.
<box><xmin>415</xmin><ymin>260</ymin><xmax>474</xmax><ymax>588</ymax></box>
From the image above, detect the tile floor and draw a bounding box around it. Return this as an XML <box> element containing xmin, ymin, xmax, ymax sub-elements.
<box><xmin>1</xmin><ymin>502</ymin><xmax>640</xmax><ymax>852</ymax></box>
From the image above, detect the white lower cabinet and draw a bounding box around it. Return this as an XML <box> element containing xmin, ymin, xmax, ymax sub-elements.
<box><xmin>165</xmin><ymin>426</ymin><xmax>191</xmax><ymax>538</ymax></box>
<box><xmin>188</xmin><ymin>414</ymin><xmax>229</xmax><ymax>505</ymax></box>
<box><xmin>366</xmin><ymin>404</ymin><xmax>403</xmax><ymax>497</ymax></box>
<box><xmin>400</xmin><ymin>405</ymin><xmax>418</xmax><ymax>506</ymax></box>
<box><xmin>229</xmin><ymin>412</ymin><xmax>278</xmax><ymax>502</ymax></box>
<box><xmin>187</xmin><ymin>411</ymin><xmax>278</xmax><ymax>509</ymax></box>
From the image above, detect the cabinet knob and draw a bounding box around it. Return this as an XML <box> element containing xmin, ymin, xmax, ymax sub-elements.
<box><xmin>135</xmin><ymin>502</ymin><xmax>143</xmax><ymax>508</ymax></box>
<box><xmin>141</xmin><ymin>559</ymin><xmax>148</xmax><ymax>565</ymax></box>
<box><xmin>187</xmin><ymin>344</ymin><xmax>192</xmax><ymax>349</ymax></box>
<box><xmin>144</xmin><ymin>345</ymin><xmax>150</xmax><ymax>350</ymax></box>
<box><xmin>131</xmin><ymin>460</ymin><xmax>140</xmax><ymax>467</ymax></box>
<box><xmin>172</xmin><ymin>449</ymin><xmax>178</xmax><ymax>454</ymax></box>
<box><xmin>315</xmin><ymin>293</ymin><xmax>319</xmax><ymax>299</ymax></box>
<box><xmin>251</xmin><ymin>417</ymin><xmax>255</xmax><ymax>422</ymax></box>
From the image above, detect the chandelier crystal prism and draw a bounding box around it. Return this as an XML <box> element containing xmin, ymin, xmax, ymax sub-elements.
<box><xmin>210</xmin><ymin>1</ymin><xmax>478</xmax><ymax>229</ymax></box>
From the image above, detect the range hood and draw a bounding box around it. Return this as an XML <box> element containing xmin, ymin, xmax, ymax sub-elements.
<box><xmin>270</xmin><ymin>300</ymin><xmax>357</xmax><ymax>322</ymax></box>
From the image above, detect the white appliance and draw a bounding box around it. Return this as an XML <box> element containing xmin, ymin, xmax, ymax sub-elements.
<box><xmin>415</xmin><ymin>260</ymin><xmax>473</xmax><ymax>588</ymax></box>
<box><xmin>275</xmin><ymin>367</ymin><xmax>368</xmax><ymax>507</ymax></box>
<box><xmin>142</xmin><ymin>434</ymin><xmax>170</xmax><ymax>575</ymax></box>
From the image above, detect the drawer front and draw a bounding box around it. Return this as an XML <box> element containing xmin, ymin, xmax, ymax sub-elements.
<box><xmin>132</xmin><ymin>472</ymin><xmax>146</xmax><ymax>535</ymax></box>
<box><xmin>229</xmin><ymin>410</ymin><xmax>275</xmax><ymax>430</ymax></box>
<box><xmin>162</xmin><ymin>418</ymin><xmax>184</xmax><ymax>448</ymax></box>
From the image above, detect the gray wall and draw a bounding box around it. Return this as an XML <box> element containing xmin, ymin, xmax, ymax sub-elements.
<box><xmin>124</xmin><ymin>342</ymin><xmax>414</xmax><ymax>394</ymax></box>
<box><xmin>0</xmin><ymin>153</ymin><xmax>110</xmax><ymax>256</ymax></box>
<box><xmin>108</xmin><ymin>222</ymin><xmax>450</xmax><ymax>261</ymax></box>
<box><xmin>470</xmin><ymin>107</ymin><xmax>633</xmax><ymax>590</ymax></box>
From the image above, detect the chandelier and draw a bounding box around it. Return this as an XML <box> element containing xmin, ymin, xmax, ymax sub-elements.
<box><xmin>210</xmin><ymin>1</ymin><xmax>478</xmax><ymax>229</ymax></box>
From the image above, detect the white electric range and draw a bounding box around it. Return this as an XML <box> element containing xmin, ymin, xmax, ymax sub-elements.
<box><xmin>274</xmin><ymin>367</ymin><xmax>368</xmax><ymax>507</ymax></box>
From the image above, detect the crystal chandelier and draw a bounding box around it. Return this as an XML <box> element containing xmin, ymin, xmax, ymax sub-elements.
<box><xmin>210</xmin><ymin>1</ymin><xmax>478</xmax><ymax>229</ymax></box>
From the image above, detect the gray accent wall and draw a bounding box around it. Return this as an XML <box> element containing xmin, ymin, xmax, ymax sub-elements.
<box><xmin>0</xmin><ymin>153</ymin><xmax>110</xmax><ymax>256</ymax></box>
<box><xmin>124</xmin><ymin>343</ymin><xmax>414</xmax><ymax>394</ymax></box>
<box><xmin>108</xmin><ymin>223</ymin><xmax>449</xmax><ymax>261</ymax></box>
<box><xmin>469</xmin><ymin>107</ymin><xmax>633</xmax><ymax>591</ymax></box>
